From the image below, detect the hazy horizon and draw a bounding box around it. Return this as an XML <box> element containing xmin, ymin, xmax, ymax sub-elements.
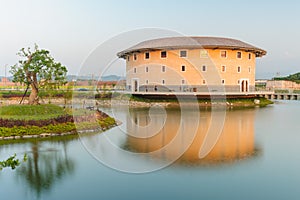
<box><xmin>1</xmin><ymin>0</ymin><xmax>300</xmax><ymax>79</ymax></box>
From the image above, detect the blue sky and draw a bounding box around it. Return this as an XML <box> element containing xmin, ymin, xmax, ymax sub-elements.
<box><xmin>0</xmin><ymin>0</ymin><xmax>300</xmax><ymax>79</ymax></box>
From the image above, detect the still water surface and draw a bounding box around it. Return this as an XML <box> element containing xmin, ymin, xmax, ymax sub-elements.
<box><xmin>1</xmin><ymin>101</ymin><xmax>300</xmax><ymax>200</ymax></box>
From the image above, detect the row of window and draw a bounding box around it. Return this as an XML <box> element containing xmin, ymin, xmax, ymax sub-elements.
<box><xmin>128</xmin><ymin>50</ymin><xmax>252</xmax><ymax>61</ymax></box>
<box><xmin>133</xmin><ymin>65</ymin><xmax>252</xmax><ymax>73</ymax></box>
<box><xmin>143</xmin><ymin>79</ymin><xmax>247</xmax><ymax>85</ymax></box>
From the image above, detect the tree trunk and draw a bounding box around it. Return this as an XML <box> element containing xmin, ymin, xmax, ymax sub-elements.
<box><xmin>29</xmin><ymin>85</ymin><xmax>39</xmax><ymax>104</ymax></box>
<box><xmin>28</xmin><ymin>76</ymin><xmax>39</xmax><ymax>105</ymax></box>
<box><xmin>28</xmin><ymin>73</ymin><xmax>39</xmax><ymax>104</ymax></box>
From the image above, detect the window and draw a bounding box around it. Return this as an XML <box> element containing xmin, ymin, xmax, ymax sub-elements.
<box><xmin>221</xmin><ymin>50</ymin><xmax>227</xmax><ymax>58</ymax></box>
<box><xmin>221</xmin><ymin>65</ymin><xmax>226</xmax><ymax>72</ymax></box>
<box><xmin>134</xmin><ymin>68</ymin><xmax>136</xmax><ymax>73</ymax></box>
<box><xmin>181</xmin><ymin>65</ymin><xmax>186</xmax><ymax>72</ymax></box>
<box><xmin>161</xmin><ymin>51</ymin><xmax>167</xmax><ymax>58</ymax></box>
<box><xmin>145</xmin><ymin>66</ymin><xmax>149</xmax><ymax>73</ymax></box>
<box><xmin>237</xmin><ymin>66</ymin><xmax>241</xmax><ymax>73</ymax></box>
<box><xmin>180</xmin><ymin>50</ymin><xmax>187</xmax><ymax>57</ymax></box>
<box><xmin>162</xmin><ymin>79</ymin><xmax>165</xmax><ymax>85</ymax></box>
<box><xmin>248</xmin><ymin>67</ymin><xmax>251</xmax><ymax>73</ymax></box>
<box><xmin>127</xmin><ymin>56</ymin><xmax>130</xmax><ymax>61</ymax></box>
<box><xmin>202</xmin><ymin>65</ymin><xmax>206</xmax><ymax>72</ymax></box>
<box><xmin>221</xmin><ymin>79</ymin><xmax>225</xmax><ymax>85</ymax></box>
<box><xmin>146</xmin><ymin>80</ymin><xmax>149</xmax><ymax>84</ymax></box>
<box><xmin>162</xmin><ymin>65</ymin><xmax>166</xmax><ymax>72</ymax></box>
<box><xmin>248</xmin><ymin>53</ymin><xmax>252</xmax><ymax>60</ymax></box>
<box><xmin>200</xmin><ymin>50</ymin><xmax>208</xmax><ymax>58</ymax></box>
<box><xmin>134</xmin><ymin>53</ymin><xmax>137</xmax><ymax>60</ymax></box>
<box><xmin>237</xmin><ymin>51</ymin><xmax>242</xmax><ymax>59</ymax></box>
<box><xmin>203</xmin><ymin>80</ymin><xmax>206</xmax><ymax>84</ymax></box>
<box><xmin>145</xmin><ymin>52</ymin><xmax>150</xmax><ymax>59</ymax></box>
<box><xmin>237</xmin><ymin>80</ymin><xmax>240</xmax><ymax>84</ymax></box>
<box><xmin>181</xmin><ymin>79</ymin><xmax>185</xmax><ymax>84</ymax></box>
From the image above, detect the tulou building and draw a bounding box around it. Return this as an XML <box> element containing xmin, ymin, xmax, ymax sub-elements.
<box><xmin>117</xmin><ymin>36</ymin><xmax>266</xmax><ymax>98</ymax></box>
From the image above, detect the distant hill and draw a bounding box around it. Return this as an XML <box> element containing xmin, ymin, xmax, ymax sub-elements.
<box><xmin>67</xmin><ymin>75</ymin><xmax>125</xmax><ymax>81</ymax></box>
<box><xmin>273</xmin><ymin>72</ymin><xmax>300</xmax><ymax>83</ymax></box>
<box><xmin>100</xmin><ymin>75</ymin><xmax>125</xmax><ymax>81</ymax></box>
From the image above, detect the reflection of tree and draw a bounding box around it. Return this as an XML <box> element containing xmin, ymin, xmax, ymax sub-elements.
<box><xmin>16</xmin><ymin>140</ymin><xmax>75</xmax><ymax>198</ymax></box>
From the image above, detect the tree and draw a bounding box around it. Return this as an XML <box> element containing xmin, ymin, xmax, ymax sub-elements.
<box><xmin>10</xmin><ymin>44</ymin><xmax>67</xmax><ymax>104</ymax></box>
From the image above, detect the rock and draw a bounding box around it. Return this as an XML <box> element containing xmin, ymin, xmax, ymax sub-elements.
<box><xmin>254</xmin><ymin>99</ymin><xmax>260</xmax><ymax>105</ymax></box>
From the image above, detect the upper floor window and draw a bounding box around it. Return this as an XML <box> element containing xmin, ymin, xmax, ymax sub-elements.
<box><xmin>145</xmin><ymin>66</ymin><xmax>149</xmax><ymax>73</ymax></box>
<box><xmin>133</xmin><ymin>53</ymin><xmax>137</xmax><ymax>61</ymax></box>
<box><xmin>145</xmin><ymin>52</ymin><xmax>150</xmax><ymax>59</ymax></box>
<box><xmin>248</xmin><ymin>53</ymin><xmax>252</xmax><ymax>60</ymax></box>
<box><xmin>162</xmin><ymin>79</ymin><xmax>165</xmax><ymax>85</ymax></box>
<box><xmin>161</xmin><ymin>51</ymin><xmax>167</xmax><ymax>58</ymax></box>
<box><xmin>248</xmin><ymin>67</ymin><xmax>251</xmax><ymax>73</ymax></box>
<box><xmin>202</xmin><ymin>65</ymin><xmax>206</xmax><ymax>72</ymax></box>
<box><xmin>221</xmin><ymin>65</ymin><xmax>226</xmax><ymax>72</ymax></box>
<box><xmin>134</xmin><ymin>68</ymin><xmax>137</xmax><ymax>73</ymax></box>
<box><xmin>221</xmin><ymin>50</ymin><xmax>227</xmax><ymax>58</ymax></box>
<box><xmin>181</xmin><ymin>65</ymin><xmax>186</xmax><ymax>72</ymax></box>
<box><xmin>127</xmin><ymin>56</ymin><xmax>130</xmax><ymax>61</ymax></box>
<box><xmin>237</xmin><ymin>66</ymin><xmax>241</xmax><ymax>73</ymax></box>
<box><xmin>237</xmin><ymin>51</ymin><xmax>242</xmax><ymax>59</ymax></box>
<box><xmin>162</xmin><ymin>65</ymin><xmax>166</xmax><ymax>72</ymax></box>
<box><xmin>200</xmin><ymin>50</ymin><xmax>208</xmax><ymax>58</ymax></box>
<box><xmin>181</xmin><ymin>79</ymin><xmax>185</xmax><ymax>84</ymax></box>
<box><xmin>221</xmin><ymin>79</ymin><xmax>225</xmax><ymax>85</ymax></box>
<box><xmin>203</xmin><ymin>79</ymin><xmax>206</xmax><ymax>85</ymax></box>
<box><xmin>180</xmin><ymin>50</ymin><xmax>187</xmax><ymax>57</ymax></box>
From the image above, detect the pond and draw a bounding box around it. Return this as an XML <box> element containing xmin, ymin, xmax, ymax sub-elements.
<box><xmin>1</xmin><ymin>101</ymin><xmax>300</xmax><ymax>200</ymax></box>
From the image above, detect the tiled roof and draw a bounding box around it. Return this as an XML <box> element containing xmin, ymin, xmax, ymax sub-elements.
<box><xmin>117</xmin><ymin>36</ymin><xmax>266</xmax><ymax>58</ymax></box>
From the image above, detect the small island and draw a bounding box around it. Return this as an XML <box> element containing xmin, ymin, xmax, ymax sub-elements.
<box><xmin>0</xmin><ymin>44</ymin><xmax>116</xmax><ymax>140</ymax></box>
<box><xmin>0</xmin><ymin>104</ymin><xmax>116</xmax><ymax>140</ymax></box>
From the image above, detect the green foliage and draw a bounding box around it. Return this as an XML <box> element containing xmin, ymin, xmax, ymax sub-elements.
<box><xmin>0</xmin><ymin>122</ymin><xmax>76</xmax><ymax>137</ymax></box>
<box><xmin>0</xmin><ymin>154</ymin><xmax>27</xmax><ymax>170</ymax></box>
<box><xmin>10</xmin><ymin>44</ymin><xmax>67</xmax><ymax>87</ymax></box>
<box><xmin>0</xmin><ymin>119</ymin><xmax>115</xmax><ymax>137</ymax></box>
<box><xmin>9</xmin><ymin>44</ymin><xmax>67</xmax><ymax>104</ymax></box>
<box><xmin>273</xmin><ymin>72</ymin><xmax>300</xmax><ymax>83</ymax></box>
<box><xmin>293</xmin><ymin>90</ymin><xmax>300</xmax><ymax>94</ymax></box>
<box><xmin>274</xmin><ymin>89</ymin><xmax>289</xmax><ymax>93</ymax></box>
<box><xmin>98</xmin><ymin>117</ymin><xmax>116</xmax><ymax>129</ymax></box>
<box><xmin>0</xmin><ymin>105</ymin><xmax>116</xmax><ymax>138</ymax></box>
<box><xmin>0</xmin><ymin>104</ymin><xmax>66</xmax><ymax>120</ymax></box>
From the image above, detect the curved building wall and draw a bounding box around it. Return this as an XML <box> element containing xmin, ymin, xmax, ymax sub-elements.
<box><xmin>126</xmin><ymin>48</ymin><xmax>256</xmax><ymax>93</ymax></box>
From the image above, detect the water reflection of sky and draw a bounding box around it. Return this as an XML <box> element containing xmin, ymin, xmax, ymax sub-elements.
<box><xmin>2</xmin><ymin>102</ymin><xmax>300</xmax><ymax>200</ymax></box>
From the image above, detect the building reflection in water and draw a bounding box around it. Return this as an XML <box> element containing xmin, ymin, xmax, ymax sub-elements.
<box><xmin>125</xmin><ymin>108</ymin><xmax>258</xmax><ymax>165</ymax></box>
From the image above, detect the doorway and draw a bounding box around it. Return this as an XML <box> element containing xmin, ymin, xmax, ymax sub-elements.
<box><xmin>132</xmin><ymin>79</ymin><xmax>139</xmax><ymax>92</ymax></box>
<box><xmin>240</xmin><ymin>79</ymin><xmax>249</xmax><ymax>92</ymax></box>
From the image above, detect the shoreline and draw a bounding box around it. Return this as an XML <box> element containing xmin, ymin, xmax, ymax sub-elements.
<box><xmin>0</xmin><ymin>96</ymin><xmax>274</xmax><ymax>109</ymax></box>
<box><xmin>0</xmin><ymin>104</ymin><xmax>119</xmax><ymax>141</ymax></box>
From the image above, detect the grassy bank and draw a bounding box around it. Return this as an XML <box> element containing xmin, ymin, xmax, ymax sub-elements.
<box><xmin>130</xmin><ymin>96</ymin><xmax>273</xmax><ymax>108</ymax></box>
<box><xmin>0</xmin><ymin>104</ymin><xmax>116</xmax><ymax>138</ymax></box>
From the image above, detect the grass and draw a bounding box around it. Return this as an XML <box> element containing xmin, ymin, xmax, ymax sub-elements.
<box><xmin>0</xmin><ymin>104</ymin><xmax>116</xmax><ymax>138</ymax></box>
<box><xmin>226</xmin><ymin>97</ymin><xmax>273</xmax><ymax>107</ymax></box>
<box><xmin>130</xmin><ymin>96</ymin><xmax>273</xmax><ymax>107</ymax></box>
<box><xmin>0</xmin><ymin>104</ymin><xmax>67</xmax><ymax>120</ymax></box>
